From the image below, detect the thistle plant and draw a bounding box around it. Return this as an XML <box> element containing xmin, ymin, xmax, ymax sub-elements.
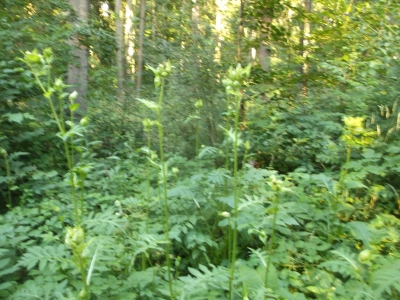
<box><xmin>138</xmin><ymin>61</ymin><xmax>175</xmax><ymax>299</ymax></box>
<box><xmin>339</xmin><ymin>117</ymin><xmax>376</xmax><ymax>200</ymax></box>
<box><xmin>21</xmin><ymin>48</ymin><xmax>90</xmax><ymax>299</ymax></box>
<box><xmin>222</xmin><ymin>63</ymin><xmax>251</xmax><ymax>300</ymax></box>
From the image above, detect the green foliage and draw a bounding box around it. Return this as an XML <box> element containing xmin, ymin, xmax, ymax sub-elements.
<box><xmin>1</xmin><ymin>0</ymin><xmax>400</xmax><ymax>299</ymax></box>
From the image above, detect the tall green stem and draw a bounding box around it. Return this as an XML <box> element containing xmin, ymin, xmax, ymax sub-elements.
<box><xmin>337</xmin><ymin>145</ymin><xmax>352</xmax><ymax>210</ymax></box>
<box><xmin>229</xmin><ymin>92</ymin><xmax>242</xmax><ymax>300</ymax></box>
<box><xmin>156</xmin><ymin>77</ymin><xmax>174</xmax><ymax>299</ymax></box>
<box><xmin>23</xmin><ymin>50</ymin><xmax>91</xmax><ymax>300</ymax></box>
<box><xmin>32</xmin><ymin>71</ymin><xmax>80</xmax><ymax>224</ymax></box>
<box><xmin>142</xmin><ymin>128</ymin><xmax>152</xmax><ymax>270</ymax></box>
<box><xmin>264</xmin><ymin>196</ymin><xmax>279</xmax><ymax>297</ymax></box>
<box><xmin>1</xmin><ymin>151</ymin><xmax>12</xmax><ymax>208</ymax></box>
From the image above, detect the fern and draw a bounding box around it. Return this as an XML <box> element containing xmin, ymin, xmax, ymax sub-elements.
<box><xmin>371</xmin><ymin>260</ymin><xmax>400</xmax><ymax>297</ymax></box>
<box><xmin>179</xmin><ymin>264</ymin><xmax>229</xmax><ymax>298</ymax></box>
<box><xmin>198</xmin><ymin>146</ymin><xmax>220</xmax><ymax>159</ymax></box>
<box><xmin>347</xmin><ymin>221</ymin><xmax>371</xmax><ymax>248</ymax></box>
<box><xmin>319</xmin><ymin>247</ymin><xmax>364</xmax><ymax>279</ymax></box>
<box><xmin>83</xmin><ymin>208</ymin><xmax>127</xmax><ymax>235</ymax></box>
<box><xmin>206</xmin><ymin>168</ymin><xmax>231</xmax><ymax>186</ymax></box>
<box><xmin>335</xmin><ymin>280</ymin><xmax>377</xmax><ymax>300</ymax></box>
<box><xmin>10</xmin><ymin>277</ymin><xmax>72</xmax><ymax>300</ymax></box>
<box><xmin>17</xmin><ymin>244</ymin><xmax>70</xmax><ymax>272</ymax></box>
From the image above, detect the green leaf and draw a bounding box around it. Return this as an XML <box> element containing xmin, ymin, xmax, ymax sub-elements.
<box><xmin>5</xmin><ymin>113</ymin><xmax>24</xmax><ymax>124</ymax></box>
<box><xmin>0</xmin><ymin>281</ymin><xmax>14</xmax><ymax>290</ymax></box>
<box><xmin>372</xmin><ymin>260</ymin><xmax>400</xmax><ymax>296</ymax></box>
<box><xmin>347</xmin><ymin>221</ymin><xmax>371</xmax><ymax>247</ymax></box>
<box><xmin>136</xmin><ymin>98</ymin><xmax>160</xmax><ymax>111</ymax></box>
<box><xmin>69</xmin><ymin>103</ymin><xmax>80</xmax><ymax>112</ymax></box>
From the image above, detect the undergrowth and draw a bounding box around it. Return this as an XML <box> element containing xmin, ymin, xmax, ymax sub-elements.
<box><xmin>0</xmin><ymin>50</ymin><xmax>399</xmax><ymax>300</ymax></box>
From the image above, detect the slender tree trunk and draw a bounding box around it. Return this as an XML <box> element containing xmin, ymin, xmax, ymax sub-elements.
<box><xmin>300</xmin><ymin>0</ymin><xmax>312</xmax><ymax>95</ymax></box>
<box><xmin>238</xmin><ymin>0</ymin><xmax>246</xmax><ymax>130</ymax></box>
<box><xmin>214</xmin><ymin>0</ymin><xmax>224</xmax><ymax>62</ymax></box>
<box><xmin>286</xmin><ymin>5</ymin><xmax>294</xmax><ymax>64</ymax></box>
<box><xmin>125</xmin><ymin>0</ymin><xmax>135</xmax><ymax>76</ymax></box>
<box><xmin>258</xmin><ymin>3</ymin><xmax>273</xmax><ymax>72</ymax></box>
<box><xmin>115</xmin><ymin>0</ymin><xmax>125</xmax><ymax>100</ymax></box>
<box><xmin>192</xmin><ymin>0</ymin><xmax>199</xmax><ymax>45</ymax></box>
<box><xmin>237</xmin><ymin>0</ymin><xmax>244</xmax><ymax>63</ymax></box>
<box><xmin>67</xmin><ymin>0</ymin><xmax>89</xmax><ymax>114</ymax></box>
<box><xmin>136</xmin><ymin>0</ymin><xmax>146</xmax><ymax>95</ymax></box>
<box><xmin>151</xmin><ymin>0</ymin><xmax>156</xmax><ymax>40</ymax></box>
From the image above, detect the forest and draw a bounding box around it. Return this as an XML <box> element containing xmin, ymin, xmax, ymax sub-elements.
<box><xmin>0</xmin><ymin>0</ymin><xmax>400</xmax><ymax>299</ymax></box>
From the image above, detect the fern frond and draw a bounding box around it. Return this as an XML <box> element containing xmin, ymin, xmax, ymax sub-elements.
<box><xmin>83</xmin><ymin>209</ymin><xmax>127</xmax><ymax>235</ymax></box>
<box><xmin>319</xmin><ymin>247</ymin><xmax>363</xmax><ymax>279</ymax></box>
<box><xmin>372</xmin><ymin>260</ymin><xmax>400</xmax><ymax>297</ymax></box>
<box><xmin>17</xmin><ymin>244</ymin><xmax>70</xmax><ymax>272</ymax></box>
<box><xmin>347</xmin><ymin>221</ymin><xmax>371</xmax><ymax>248</ymax></box>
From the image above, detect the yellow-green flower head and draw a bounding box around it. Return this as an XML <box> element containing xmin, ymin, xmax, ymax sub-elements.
<box><xmin>65</xmin><ymin>226</ymin><xmax>85</xmax><ymax>249</ymax></box>
<box><xmin>344</xmin><ymin>117</ymin><xmax>365</xmax><ymax>134</ymax></box>
<box><xmin>195</xmin><ymin>99</ymin><xmax>203</xmax><ymax>109</ymax></box>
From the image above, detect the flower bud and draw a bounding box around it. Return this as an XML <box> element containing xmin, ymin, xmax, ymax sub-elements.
<box><xmin>154</xmin><ymin>76</ymin><xmax>161</xmax><ymax>87</ymax></box>
<box><xmin>0</xmin><ymin>148</ymin><xmax>7</xmax><ymax>157</ymax></box>
<box><xmin>195</xmin><ymin>99</ymin><xmax>203</xmax><ymax>109</ymax></box>
<box><xmin>54</xmin><ymin>78</ymin><xmax>64</xmax><ymax>88</ymax></box>
<box><xmin>79</xmin><ymin>289</ymin><xmax>88</xmax><ymax>299</ymax></box>
<box><xmin>220</xmin><ymin>211</ymin><xmax>231</xmax><ymax>218</ymax></box>
<box><xmin>244</xmin><ymin>141</ymin><xmax>251</xmax><ymax>151</ymax></box>
<box><xmin>358</xmin><ymin>249</ymin><xmax>372</xmax><ymax>263</ymax></box>
<box><xmin>25</xmin><ymin>50</ymin><xmax>41</xmax><ymax>63</ymax></box>
<box><xmin>80</xmin><ymin>116</ymin><xmax>89</xmax><ymax>127</ymax></box>
<box><xmin>43</xmin><ymin>48</ymin><xmax>53</xmax><ymax>58</ymax></box>
<box><xmin>69</xmin><ymin>91</ymin><xmax>78</xmax><ymax>102</ymax></box>
<box><xmin>65</xmin><ymin>226</ymin><xmax>85</xmax><ymax>249</ymax></box>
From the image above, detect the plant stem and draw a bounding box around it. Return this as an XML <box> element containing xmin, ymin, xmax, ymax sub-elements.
<box><xmin>264</xmin><ymin>196</ymin><xmax>278</xmax><ymax>296</ymax></box>
<box><xmin>33</xmin><ymin>69</ymin><xmax>80</xmax><ymax>225</ymax></box>
<box><xmin>195</xmin><ymin>122</ymin><xmax>200</xmax><ymax>173</ymax></box>
<box><xmin>156</xmin><ymin>77</ymin><xmax>174</xmax><ymax>299</ymax></box>
<box><xmin>2</xmin><ymin>153</ymin><xmax>12</xmax><ymax>208</ymax></box>
<box><xmin>143</xmin><ymin>131</ymin><xmax>152</xmax><ymax>271</ymax></box>
<box><xmin>77</xmin><ymin>251</ymin><xmax>89</xmax><ymax>300</ymax></box>
<box><xmin>229</xmin><ymin>92</ymin><xmax>242</xmax><ymax>300</ymax></box>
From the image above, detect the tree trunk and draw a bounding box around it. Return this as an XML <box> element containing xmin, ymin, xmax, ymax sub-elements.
<box><xmin>258</xmin><ymin>4</ymin><xmax>273</xmax><ymax>72</ymax></box>
<box><xmin>214</xmin><ymin>0</ymin><xmax>225</xmax><ymax>62</ymax></box>
<box><xmin>67</xmin><ymin>0</ymin><xmax>89</xmax><ymax>114</ymax></box>
<box><xmin>115</xmin><ymin>0</ymin><xmax>125</xmax><ymax>100</ymax></box>
<box><xmin>300</xmin><ymin>0</ymin><xmax>312</xmax><ymax>95</ymax></box>
<box><xmin>125</xmin><ymin>0</ymin><xmax>135</xmax><ymax>76</ymax></box>
<box><xmin>192</xmin><ymin>0</ymin><xmax>199</xmax><ymax>45</ymax></box>
<box><xmin>238</xmin><ymin>0</ymin><xmax>246</xmax><ymax>130</ymax></box>
<box><xmin>237</xmin><ymin>0</ymin><xmax>244</xmax><ymax>63</ymax></box>
<box><xmin>136</xmin><ymin>0</ymin><xmax>146</xmax><ymax>95</ymax></box>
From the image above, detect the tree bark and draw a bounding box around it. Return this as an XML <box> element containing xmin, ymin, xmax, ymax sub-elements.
<box><xmin>136</xmin><ymin>0</ymin><xmax>146</xmax><ymax>95</ymax></box>
<box><xmin>125</xmin><ymin>0</ymin><xmax>135</xmax><ymax>76</ymax></box>
<box><xmin>238</xmin><ymin>0</ymin><xmax>246</xmax><ymax>130</ymax></box>
<box><xmin>258</xmin><ymin>4</ymin><xmax>273</xmax><ymax>72</ymax></box>
<box><xmin>300</xmin><ymin>0</ymin><xmax>312</xmax><ymax>95</ymax></box>
<box><xmin>192</xmin><ymin>0</ymin><xmax>199</xmax><ymax>45</ymax></box>
<box><xmin>115</xmin><ymin>0</ymin><xmax>125</xmax><ymax>100</ymax></box>
<box><xmin>67</xmin><ymin>0</ymin><xmax>89</xmax><ymax>114</ymax></box>
<box><xmin>214</xmin><ymin>0</ymin><xmax>224</xmax><ymax>62</ymax></box>
<box><xmin>237</xmin><ymin>0</ymin><xmax>245</xmax><ymax>63</ymax></box>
